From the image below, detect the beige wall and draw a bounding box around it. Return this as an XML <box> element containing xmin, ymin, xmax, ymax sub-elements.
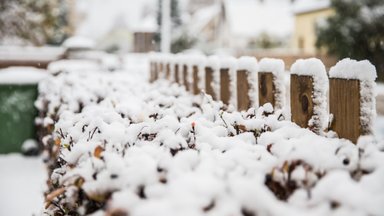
<box><xmin>293</xmin><ymin>8</ymin><xmax>334</xmax><ymax>55</ymax></box>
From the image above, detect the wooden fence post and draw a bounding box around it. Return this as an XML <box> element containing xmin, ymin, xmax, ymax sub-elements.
<box><xmin>158</xmin><ymin>61</ymin><xmax>164</xmax><ymax>79</ymax></box>
<box><xmin>237</xmin><ymin>70</ymin><xmax>251</xmax><ymax>111</ymax></box>
<box><xmin>205</xmin><ymin>56</ymin><xmax>220</xmax><ymax>100</ymax></box>
<box><xmin>165</xmin><ymin>62</ymin><xmax>171</xmax><ymax>80</ymax></box>
<box><xmin>290</xmin><ymin>58</ymin><xmax>328</xmax><ymax>134</ymax></box>
<box><xmin>258</xmin><ymin>58</ymin><xmax>285</xmax><ymax>109</ymax></box>
<box><xmin>190</xmin><ymin>55</ymin><xmax>206</xmax><ymax>95</ymax></box>
<box><xmin>205</xmin><ymin>66</ymin><xmax>216</xmax><ymax>99</ymax></box>
<box><xmin>236</xmin><ymin>56</ymin><xmax>258</xmax><ymax>111</ymax></box>
<box><xmin>219</xmin><ymin>57</ymin><xmax>236</xmax><ymax>106</ymax></box>
<box><xmin>192</xmin><ymin>65</ymin><xmax>200</xmax><ymax>95</ymax></box>
<box><xmin>258</xmin><ymin>72</ymin><xmax>275</xmax><ymax>106</ymax></box>
<box><xmin>329</xmin><ymin>58</ymin><xmax>377</xmax><ymax>143</ymax></box>
<box><xmin>174</xmin><ymin>63</ymin><xmax>180</xmax><ymax>84</ymax></box>
<box><xmin>183</xmin><ymin>63</ymin><xmax>190</xmax><ymax>91</ymax></box>
<box><xmin>220</xmin><ymin>68</ymin><xmax>230</xmax><ymax>105</ymax></box>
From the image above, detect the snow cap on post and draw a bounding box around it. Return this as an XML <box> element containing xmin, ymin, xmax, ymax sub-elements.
<box><xmin>329</xmin><ymin>58</ymin><xmax>377</xmax><ymax>81</ymax></box>
<box><xmin>259</xmin><ymin>58</ymin><xmax>285</xmax><ymax>75</ymax></box>
<box><xmin>219</xmin><ymin>56</ymin><xmax>237</xmax><ymax>71</ymax></box>
<box><xmin>290</xmin><ymin>58</ymin><xmax>327</xmax><ymax>79</ymax></box>
<box><xmin>206</xmin><ymin>55</ymin><xmax>220</xmax><ymax>71</ymax></box>
<box><xmin>237</xmin><ymin>56</ymin><xmax>258</xmax><ymax>72</ymax></box>
<box><xmin>188</xmin><ymin>54</ymin><xmax>206</xmax><ymax>69</ymax></box>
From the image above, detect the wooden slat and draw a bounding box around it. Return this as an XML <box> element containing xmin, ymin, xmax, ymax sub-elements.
<box><xmin>329</xmin><ymin>78</ymin><xmax>360</xmax><ymax>143</ymax></box>
<box><xmin>174</xmin><ymin>64</ymin><xmax>180</xmax><ymax>84</ymax></box>
<box><xmin>165</xmin><ymin>63</ymin><xmax>171</xmax><ymax>80</ymax></box>
<box><xmin>183</xmin><ymin>64</ymin><xmax>190</xmax><ymax>91</ymax></box>
<box><xmin>149</xmin><ymin>62</ymin><xmax>155</xmax><ymax>82</ymax></box>
<box><xmin>192</xmin><ymin>66</ymin><xmax>200</xmax><ymax>95</ymax></box>
<box><xmin>154</xmin><ymin>62</ymin><xmax>159</xmax><ymax>81</ymax></box>
<box><xmin>205</xmin><ymin>67</ymin><xmax>216</xmax><ymax>100</ymax></box>
<box><xmin>237</xmin><ymin>70</ymin><xmax>251</xmax><ymax>111</ymax></box>
<box><xmin>258</xmin><ymin>72</ymin><xmax>275</xmax><ymax>107</ymax></box>
<box><xmin>159</xmin><ymin>63</ymin><xmax>164</xmax><ymax>79</ymax></box>
<box><xmin>290</xmin><ymin>74</ymin><xmax>314</xmax><ymax>128</ymax></box>
<box><xmin>220</xmin><ymin>68</ymin><xmax>230</xmax><ymax>105</ymax></box>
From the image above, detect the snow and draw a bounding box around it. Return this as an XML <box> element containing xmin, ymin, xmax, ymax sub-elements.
<box><xmin>237</xmin><ymin>56</ymin><xmax>258</xmax><ymax>72</ymax></box>
<box><xmin>0</xmin><ymin>46</ymin><xmax>65</xmax><ymax>61</ymax></box>
<box><xmin>62</xmin><ymin>36</ymin><xmax>95</xmax><ymax>49</ymax></box>
<box><xmin>206</xmin><ymin>55</ymin><xmax>220</xmax><ymax>71</ymax></box>
<box><xmin>290</xmin><ymin>58</ymin><xmax>328</xmax><ymax>134</ymax></box>
<box><xmin>47</xmin><ymin>59</ymin><xmax>101</xmax><ymax>74</ymax></box>
<box><xmin>259</xmin><ymin>58</ymin><xmax>285</xmax><ymax>75</ymax></box>
<box><xmin>0</xmin><ymin>67</ymin><xmax>48</xmax><ymax>84</ymax></box>
<box><xmin>329</xmin><ymin>58</ymin><xmax>377</xmax><ymax>81</ymax></box>
<box><xmin>0</xmin><ymin>154</ymin><xmax>46</xmax><ymax>216</ymax></box>
<box><xmin>293</xmin><ymin>0</ymin><xmax>331</xmax><ymax>14</ymax></box>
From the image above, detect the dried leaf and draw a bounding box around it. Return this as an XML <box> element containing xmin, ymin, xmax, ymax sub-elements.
<box><xmin>54</xmin><ymin>138</ymin><xmax>61</xmax><ymax>146</ymax></box>
<box><xmin>94</xmin><ymin>145</ymin><xmax>104</xmax><ymax>158</ymax></box>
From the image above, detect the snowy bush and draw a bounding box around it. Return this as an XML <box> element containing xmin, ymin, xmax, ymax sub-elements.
<box><xmin>36</xmin><ymin>56</ymin><xmax>384</xmax><ymax>216</ymax></box>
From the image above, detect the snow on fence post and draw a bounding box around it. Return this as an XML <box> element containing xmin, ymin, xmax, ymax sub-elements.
<box><xmin>290</xmin><ymin>58</ymin><xmax>328</xmax><ymax>134</ymax></box>
<box><xmin>205</xmin><ymin>56</ymin><xmax>220</xmax><ymax>100</ymax></box>
<box><xmin>219</xmin><ymin>57</ymin><xmax>236</xmax><ymax>105</ymax></box>
<box><xmin>329</xmin><ymin>58</ymin><xmax>377</xmax><ymax>143</ymax></box>
<box><xmin>236</xmin><ymin>56</ymin><xmax>258</xmax><ymax>111</ymax></box>
<box><xmin>258</xmin><ymin>58</ymin><xmax>285</xmax><ymax>109</ymax></box>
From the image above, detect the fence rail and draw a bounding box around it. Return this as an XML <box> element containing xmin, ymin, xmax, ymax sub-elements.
<box><xmin>149</xmin><ymin>54</ymin><xmax>377</xmax><ymax>144</ymax></box>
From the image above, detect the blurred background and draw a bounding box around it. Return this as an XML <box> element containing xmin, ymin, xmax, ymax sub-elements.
<box><xmin>0</xmin><ymin>0</ymin><xmax>383</xmax><ymax>79</ymax></box>
<box><xmin>0</xmin><ymin>1</ymin><xmax>383</xmax><ymax>215</ymax></box>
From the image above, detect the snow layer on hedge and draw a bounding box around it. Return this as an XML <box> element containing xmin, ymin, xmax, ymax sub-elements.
<box><xmin>0</xmin><ymin>67</ymin><xmax>48</xmax><ymax>84</ymax></box>
<box><xmin>329</xmin><ymin>58</ymin><xmax>377</xmax><ymax>81</ymax></box>
<box><xmin>37</xmin><ymin>55</ymin><xmax>384</xmax><ymax>216</ymax></box>
<box><xmin>259</xmin><ymin>58</ymin><xmax>286</xmax><ymax>109</ymax></box>
<box><xmin>290</xmin><ymin>58</ymin><xmax>328</xmax><ymax>133</ymax></box>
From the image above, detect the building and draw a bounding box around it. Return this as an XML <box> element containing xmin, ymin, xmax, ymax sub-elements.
<box><xmin>292</xmin><ymin>0</ymin><xmax>334</xmax><ymax>54</ymax></box>
<box><xmin>188</xmin><ymin>0</ymin><xmax>294</xmax><ymax>53</ymax></box>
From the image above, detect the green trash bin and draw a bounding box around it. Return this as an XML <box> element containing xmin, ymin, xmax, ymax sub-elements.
<box><xmin>0</xmin><ymin>67</ymin><xmax>48</xmax><ymax>153</ymax></box>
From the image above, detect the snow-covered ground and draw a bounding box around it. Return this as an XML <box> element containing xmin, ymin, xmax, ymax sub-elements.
<box><xmin>0</xmin><ymin>154</ymin><xmax>47</xmax><ymax>216</ymax></box>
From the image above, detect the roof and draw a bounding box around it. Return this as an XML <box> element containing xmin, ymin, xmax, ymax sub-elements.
<box><xmin>190</xmin><ymin>4</ymin><xmax>221</xmax><ymax>34</ymax></box>
<box><xmin>76</xmin><ymin>0</ymin><xmax>157</xmax><ymax>39</ymax></box>
<box><xmin>293</xmin><ymin>0</ymin><xmax>331</xmax><ymax>14</ymax></box>
<box><xmin>225</xmin><ymin>0</ymin><xmax>293</xmax><ymax>38</ymax></box>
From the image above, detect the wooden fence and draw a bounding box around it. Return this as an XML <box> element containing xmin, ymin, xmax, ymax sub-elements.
<box><xmin>149</xmin><ymin>54</ymin><xmax>377</xmax><ymax>144</ymax></box>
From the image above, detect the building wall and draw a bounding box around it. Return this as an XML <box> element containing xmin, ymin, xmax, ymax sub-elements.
<box><xmin>293</xmin><ymin>8</ymin><xmax>334</xmax><ymax>55</ymax></box>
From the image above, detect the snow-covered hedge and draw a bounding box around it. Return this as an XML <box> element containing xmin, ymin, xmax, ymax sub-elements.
<box><xmin>36</xmin><ymin>57</ymin><xmax>384</xmax><ymax>216</ymax></box>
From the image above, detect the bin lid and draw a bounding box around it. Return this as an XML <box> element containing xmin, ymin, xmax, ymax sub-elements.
<box><xmin>0</xmin><ymin>67</ymin><xmax>49</xmax><ymax>84</ymax></box>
